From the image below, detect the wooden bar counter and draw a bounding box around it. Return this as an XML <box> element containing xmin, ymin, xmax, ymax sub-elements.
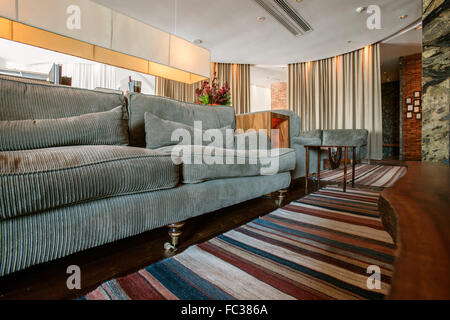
<box><xmin>381</xmin><ymin>161</ymin><xmax>450</xmax><ymax>299</ymax></box>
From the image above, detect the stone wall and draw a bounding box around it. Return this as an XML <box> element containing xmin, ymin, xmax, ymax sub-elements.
<box><xmin>382</xmin><ymin>81</ymin><xmax>400</xmax><ymax>159</ymax></box>
<box><xmin>422</xmin><ymin>0</ymin><xmax>450</xmax><ymax>164</ymax></box>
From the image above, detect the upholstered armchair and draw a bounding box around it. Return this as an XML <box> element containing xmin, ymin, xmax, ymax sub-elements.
<box><xmin>239</xmin><ymin>109</ymin><xmax>321</xmax><ymax>180</ymax></box>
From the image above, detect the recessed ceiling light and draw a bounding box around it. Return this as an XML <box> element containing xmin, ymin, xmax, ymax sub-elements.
<box><xmin>356</xmin><ymin>7</ymin><xmax>366</xmax><ymax>13</ymax></box>
<box><xmin>193</xmin><ymin>39</ymin><xmax>203</xmax><ymax>45</ymax></box>
<box><xmin>347</xmin><ymin>40</ymin><xmax>352</xmax><ymax>43</ymax></box>
<box><xmin>257</xmin><ymin>16</ymin><xmax>266</xmax><ymax>22</ymax></box>
<box><xmin>400</xmin><ymin>15</ymin><xmax>408</xmax><ymax>20</ymax></box>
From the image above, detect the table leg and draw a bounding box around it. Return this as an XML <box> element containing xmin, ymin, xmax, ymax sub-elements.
<box><xmin>305</xmin><ymin>146</ymin><xmax>309</xmax><ymax>193</ymax></box>
<box><xmin>352</xmin><ymin>147</ymin><xmax>356</xmax><ymax>188</ymax></box>
<box><xmin>317</xmin><ymin>147</ymin><xmax>321</xmax><ymax>187</ymax></box>
<box><xmin>343</xmin><ymin>147</ymin><xmax>348</xmax><ymax>192</ymax></box>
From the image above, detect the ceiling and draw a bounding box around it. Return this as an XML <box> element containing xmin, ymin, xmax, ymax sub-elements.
<box><xmin>251</xmin><ymin>65</ymin><xmax>287</xmax><ymax>88</ymax></box>
<box><xmin>92</xmin><ymin>0</ymin><xmax>422</xmax><ymax>64</ymax></box>
<box><xmin>380</xmin><ymin>26</ymin><xmax>422</xmax><ymax>82</ymax></box>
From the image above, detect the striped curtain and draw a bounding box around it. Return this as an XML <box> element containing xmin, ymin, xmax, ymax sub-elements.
<box><xmin>288</xmin><ymin>44</ymin><xmax>382</xmax><ymax>160</ymax></box>
<box><xmin>156</xmin><ymin>63</ymin><xmax>250</xmax><ymax>114</ymax></box>
<box><xmin>211</xmin><ymin>62</ymin><xmax>251</xmax><ymax>114</ymax></box>
<box><xmin>155</xmin><ymin>77</ymin><xmax>202</xmax><ymax>103</ymax></box>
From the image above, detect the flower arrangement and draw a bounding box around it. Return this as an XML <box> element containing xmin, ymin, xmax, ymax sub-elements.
<box><xmin>195</xmin><ymin>73</ymin><xmax>231</xmax><ymax>106</ymax></box>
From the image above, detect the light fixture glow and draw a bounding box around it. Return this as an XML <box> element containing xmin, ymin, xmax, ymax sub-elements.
<box><xmin>257</xmin><ymin>16</ymin><xmax>266</xmax><ymax>22</ymax></box>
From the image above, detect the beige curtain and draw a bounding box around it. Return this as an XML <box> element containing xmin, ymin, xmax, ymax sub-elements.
<box><xmin>156</xmin><ymin>63</ymin><xmax>250</xmax><ymax>114</ymax></box>
<box><xmin>288</xmin><ymin>44</ymin><xmax>382</xmax><ymax>160</ymax></box>
<box><xmin>211</xmin><ymin>62</ymin><xmax>251</xmax><ymax>114</ymax></box>
<box><xmin>156</xmin><ymin>77</ymin><xmax>203</xmax><ymax>103</ymax></box>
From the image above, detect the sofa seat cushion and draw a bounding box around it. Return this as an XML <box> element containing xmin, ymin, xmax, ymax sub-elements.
<box><xmin>155</xmin><ymin>145</ymin><xmax>296</xmax><ymax>184</ymax></box>
<box><xmin>0</xmin><ymin>146</ymin><xmax>180</xmax><ymax>220</ymax></box>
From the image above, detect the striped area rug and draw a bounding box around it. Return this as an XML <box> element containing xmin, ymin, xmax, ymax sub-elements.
<box><xmin>82</xmin><ymin>186</ymin><xmax>396</xmax><ymax>300</ymax></box>
<box><xmin>320</xmin><ymin>164</ymin><xmax>407</xmax><ymax>188</ymax></box>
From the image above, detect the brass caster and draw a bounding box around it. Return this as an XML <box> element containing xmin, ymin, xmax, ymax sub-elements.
<box><xmin>164</xmin><ymin>242</ymin><xmax>177</xmax><ymax>252</ymax></box>
<box><xmin>275</xmin><ymin>189</ymin><xmax>288</xmax><ymax>208</ymax></box>
<box><xmin>165</xmin><ymin>222</ymin><xmax>185</xmax><ymax>252</ymax></box>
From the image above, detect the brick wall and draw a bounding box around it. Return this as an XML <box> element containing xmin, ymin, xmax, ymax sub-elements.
<box><xmin>271</xmin><ymin>82</ymin><xmax>287</xmax><ymax>110</ymax></box>
<box><xmin>401</xmin><ymin>53</ymin><xmax>422</xmax><ymax>161</ymax></box>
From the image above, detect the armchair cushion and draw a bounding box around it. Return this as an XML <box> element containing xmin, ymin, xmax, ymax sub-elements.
<box><xmin>322</xmin><ymin>129</ymin><xmax>368</xmax><ymax>160</ymax></box>
<box><xmin>298</xmin><ymin>130</ymin><xmax>323</xmax><ymax>141</ymax></box>
<box><xmin>292</xmin><ymin>136</ymin><xmax>322</xmax><ymax>147</ymax></box>
<box><xmin>322</xmin><ymin>129</ymin><xmax>368</xmax><ymax>147</ymax></box>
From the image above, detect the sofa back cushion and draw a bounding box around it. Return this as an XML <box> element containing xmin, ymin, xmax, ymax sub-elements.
<box><xmin>322</xmin><ymin>129</ymin><xmax>368</xmax><ymax>147</ymax></box>
<box><xmin>322</xmin><ymin>129</ymin><xmax>369</xmax><ymax>159</ymax></box>
<box><xmin>0</xmin><ymin>76</ymin><xmax>126</xmax><ymax>121</ymax></box>
<box><xmin>144</xmin><ymin>113</ymin><xmax>233</xmax><ymax>149</ymax></box>
<box><xmin>0</xmin><ymin>77</ymin><xmax>128</xmax><ymax>151</ymax></box>
<box><xmin>0</xmin><ymin>106</ymin><xmax>129</xmax><ymax>151</ymax></box>
<box><xmin>128</xmin><ymin>93</ymin><xmax>236</xmax><ymax>147</ymax></box>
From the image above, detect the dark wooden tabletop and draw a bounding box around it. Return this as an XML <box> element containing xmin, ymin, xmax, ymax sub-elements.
<box><xmin>382</xmin><ymin>161</ymin><xmax>450</xmax><ymax>299</ymax></box>
<box><xmin>305</xmin><ymin>145</ymin><xmax>357</xmax><ymax>148</ymax></box>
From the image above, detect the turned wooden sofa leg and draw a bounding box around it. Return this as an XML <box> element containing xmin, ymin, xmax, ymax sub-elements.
<box><xmin>164</xmin><ymin>222</ymin><xmax>185</xmax><ymax>252</ymax></box>
<box><xmin>275</xmin><ymin>189</ymin><xmax>288</xmax><ymax>208</ymax></box>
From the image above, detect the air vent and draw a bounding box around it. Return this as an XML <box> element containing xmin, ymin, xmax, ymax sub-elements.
<box><xmin>252</xmin><ymin>0</ymin><xmax>312</xmax><ymax>36</ymax></box>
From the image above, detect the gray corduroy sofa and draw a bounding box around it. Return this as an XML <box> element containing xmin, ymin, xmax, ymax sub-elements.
<box><xmin>0</xmin><ymin>78</ymin><xmax>296</xmax><ymax>276</ymax></box>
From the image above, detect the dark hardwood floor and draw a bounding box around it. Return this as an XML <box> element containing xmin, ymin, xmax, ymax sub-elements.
<box><xmin>0</xmin><ymin>179</ymin><xmax>320</xmax><ymax>300</ymax></box>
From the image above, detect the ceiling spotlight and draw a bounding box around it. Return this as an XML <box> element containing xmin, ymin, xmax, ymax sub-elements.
<box><xmin>356</xmin><ymin>7</ymin><xmax>366</xmax><ymax>13</ymax></box>
<box><xmin>193</xmin><ymin>39</ymin><xmax>203</xmax><ymax>45</ymax></box>
<box><xmin>400</xmin><ymin>15</ymin><xmax>408</xmax><ymax>20</ymax></box>
<box><xmin>257</xmin><ymin>16</ymin><xmax>266</xmax><ymax>22</ymax></box>
<box><xmin>296</xmin><ymin>0</ymin><xmax>303</xmax><ymax>2</ymax></box>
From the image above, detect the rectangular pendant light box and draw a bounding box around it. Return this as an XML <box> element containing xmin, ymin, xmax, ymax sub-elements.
<box><xmin>0</xmin><ymin>0</ymin><xmax>210</xmax><ymax>84</ymax></box>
